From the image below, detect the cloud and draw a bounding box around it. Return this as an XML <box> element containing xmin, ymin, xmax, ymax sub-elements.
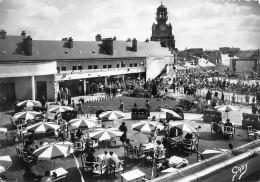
<box><xmin>0</xmin><ymin>0</ymin><xmax>259</xmax><ymax>50</ymax></box>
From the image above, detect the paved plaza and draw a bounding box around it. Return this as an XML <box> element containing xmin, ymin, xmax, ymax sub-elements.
<box><xmin>0</xmin><ymin>92</ymin><xmax>255</xmax><ymax>182</ymax></box>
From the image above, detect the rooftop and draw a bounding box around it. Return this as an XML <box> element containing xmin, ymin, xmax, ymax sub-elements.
<box><xmin>0</xmin><ymin>35</ymin><xmax>172</xmax><ymax>62</ymax></box>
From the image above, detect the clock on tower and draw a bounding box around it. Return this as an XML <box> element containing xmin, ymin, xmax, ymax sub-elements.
<box><xmin>151</xmin><ymin>2</ymin><xmax>176</xmax><ymax>50</ymax></box>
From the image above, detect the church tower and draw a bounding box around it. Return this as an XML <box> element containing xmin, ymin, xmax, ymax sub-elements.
<box><xmin>151</xmin><ymin>2</ymin><xmax>176</xmax><ymax>50</ymax></box>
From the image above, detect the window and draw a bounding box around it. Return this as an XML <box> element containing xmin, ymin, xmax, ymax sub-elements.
<box><xmin>94</xmin><ymin>65</ymin><xmax>98</xmax><ymax>69</ymax></box>
<box><xmin>78</xmin><ymin>66</ymin><xmax>82</xmax><ymax>70</ymax></box>
<box><xmin>57</xmin><ymin>67</ymin><xmax>60</xmax><ymax>73</ymax></box>
<box><xmin>61</xmin><ymin>66</ymin><xmax>66</xmax><ymax>71</ymax></box>
<box><xmin>103</xmin><ymin>65</ymin><xmax>107</xmax><ymax>69</ymax></box>
<box><xmin>72</xmin><ymin>66</ymin><xmax>77</xmax><ymax>71</ymax></box>
<box><xmin>121</xmin><ymin>64</ymin><xmax>125</xmax><ymax>68</ymax></box>
<box><xmin>134</xmin><ymin>63</ymin><xmax>137</xmax><ymax>67</ymax></box>
<box><xmin>116</xmin><ymin>64</ymin><xmax>120</xmax><ymax>68</ymax></box>
<box><xmin>108</xmin><ymin>65</ymin><xmax>112</xmax><ymax>68</ymax></box>
<box><xmin>129</xmin><ymin>64</ymin><xmax>133</xmax><ymax>67</ymax></box>
<box><xmin>88</xmin><ymin>65</ymin><xmax>93</xmax><ymax>69</ymax></box>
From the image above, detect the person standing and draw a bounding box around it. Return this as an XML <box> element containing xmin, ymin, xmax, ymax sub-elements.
<box><xmin>71</xmin><ymin>100</ymin><xmax>76</xmax><ymax>110</ymax></box>
<box><xmin>40</xmin><ymin>95</ymin><xmax>46</xmax><ymax>107</ymax></box>
<box><xmin>145</xmin><ymin>100</ymin><xmax>150</xmax><ymax>117</ymax></box>
<box><xmin>119</xmin><ymin>122</ymin><xmax>127</xmax><ymax>144</ymax></box>
<box><xmin>119</xmin><ymin>100</ymin><xmax>124</xmax><ymax>111</ymax></box>
<box><xmin>245</xmin><ymin>94</ymin><xmax>250</xmax><ymax>105</ymax></box>
<box><xmin>232</xmin><ymin>94</ymin><xmax>236</xmax><ymax>105</ymax></box>
<box><xmin>252</xmin><ymin>97</ymin><xmax>256</xmax><ymax>105</ymax></box>
<box><xmin>221</xmin><ymin>92</ymin><xmax>225</xmax><ymax>104</ymax></box>
<box><xmin>77</xmin><ymin>101</ymin><xmax>83</xmax><ymax>115</ymax></box>
<box><xmin>67</xmin><ymin>90</ymin><xmax>71</xmax><ymax>105</ymax></box>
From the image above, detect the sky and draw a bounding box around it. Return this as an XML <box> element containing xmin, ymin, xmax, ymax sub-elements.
<box><xmin>0</xmin><ymin>0</ymin><xmax>260</xmax><ymax>50</ymax></box>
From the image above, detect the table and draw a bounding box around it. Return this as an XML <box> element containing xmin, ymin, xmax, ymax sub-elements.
<box><xmin>50</xmin><ymin>167</ymin><xmax>68</xmax><ymax>182</ymax></box>
<box><xmin>121</xmin><ymin>169</ymin><xmax>146</xmax><ymax>182</ymax></box>
<box><xmin>170</xmin><ymin>136</ymin><xmax>184</xmax><ymax>143</ymax></box>
<box><xmin>142</xmin><ymin>143</ymin><xmax>155</xmax><ymax>151</ymax></box>
<box><xmin>168</xmin><ymin>156</ymin><xmax>188</xmax><ymax>168</ymax></box>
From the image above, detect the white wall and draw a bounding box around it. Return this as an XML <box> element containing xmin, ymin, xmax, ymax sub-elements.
<box><xmin>35</xmin><ymin>75</ymin><xmax>55</xmax><ymax>101</ymax></box>
<box><xmin>0</xmin><ymin>61</ymin><xmax>57</xmax><ymax>77</ymax></box>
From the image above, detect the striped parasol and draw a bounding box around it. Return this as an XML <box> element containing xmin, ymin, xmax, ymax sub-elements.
<box><xmin>89</xmin><ymin>128</ymin><xmax>123</xmax><ymax>141</ymax></box>
<box><xmin>0</xmin><ymin>127</ymin><xmax>7</xmax><ymax>135</ymax></box>
<box><xmin>13</xmin><ymin>111</ymin><xmax>41</xmax><ymax>120</ymax></box>
<box><xmin>0</xmin><ymin>156</ymin><xmax>12</xmax><ymax>173</ymax></box>
<box><xmin>49</xmin><ymin>106</ymin><xmax>73</xmax><ymax>113</ymax></box>
<box><xmin>69</xmin><ymin>117</ymin><xmax>97</xmax><ymax>129</ymax></box>
<box><xmin>33</xmin><ymin>142</ymin><xmax>70</xmax><ymax>160</ymax></box>
<box><xmin>99</xmin><ymin>110</ymin><xmax>126</xmax><ymax>120</ymax></box>
<box><xmin>161</xmin><ymin>108</ymin><xmax>182</xmax><ymax>119</ymax></box>
<box><xmin>27</xmin><ymin>122</ymin><xmax>60</xmax><ymax>133</ymax></box>
<box><xmin>132</xmin><ymin>120</ymin><xmax>165</xmax><ymax>135</ymax></box>
<box><xmin>201</xmin><ymin>148</ymin><xmax>229</xmax><ymax>159</ymax></box>
<box><xmin>169</xmin><ymin>121</ymin><xmax>198</xmax><ymax>134</ymax></box>
<box><xmin>214</xmin><ymin>105</ymin><xmax>240</xmax><ymax>118</ymax></box>
<box><xmin>16</xmin><ymin>100</ymin><xmax>41</xmax><ymax>108</ymax></box>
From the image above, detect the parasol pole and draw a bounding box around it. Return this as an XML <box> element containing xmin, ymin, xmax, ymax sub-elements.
<box><xmin>151</xmin><ymin>123</ymin><xmax>160</xmax><ymax>179</ymax></box>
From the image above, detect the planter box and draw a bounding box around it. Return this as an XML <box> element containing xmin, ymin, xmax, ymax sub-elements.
<box><xmin>242</xmin><ymin>113</ymin><xmax>260</xmax><ymax>130</ymax></box>
<box><xmin>203</xmin><ymin>115</ymin><xmax>222</xmax><ymax>123</ymax></box>
<box><xmin>131</xmin><ymin>113</ymin><xmax>148</xmax><ymax>120</ymax></box>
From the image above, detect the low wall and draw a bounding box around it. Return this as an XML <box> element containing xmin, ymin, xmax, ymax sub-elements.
<box><xmin>150</xmin><ymin>140</ymin><xmax>260</xmax><ymax>182</ymax></box>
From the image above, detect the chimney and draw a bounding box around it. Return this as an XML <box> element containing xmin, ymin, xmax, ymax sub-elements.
<box><xmin>102</xmin><ymin>38</ymin><xmax>114</xmax><ymax>55</ymax></box>
<box><xmin>23</xmin><ymin>36</ymin><xmax>33</xmax><ymax>56</ymax></box>
<box><xmin>0</xmin><ymin>30</ymin><xmax>6</xmax><ymax>39</ymax></box>
<box><xmin>132</xmin><ymin>38</ymin><xmax>137</xmax><ymax>52</ymax></box>
<box><xmin>95</xmin><ymin>34</ymin><xmax>102</xmax><ymax>41</ymax></box>
<box><xmin>145</xmin><ymin>38</ymin><xmax>149</xmax><ymax>42</ymax></box>
<box><xmin>21</xmin><ymin>31</ymin><xmax>26</xmax><ymax>38</ymax></box>
<box><xmin>68</xmin><ymin>37</ymin><xmax>73</xmax><ymax>48</ymax></box>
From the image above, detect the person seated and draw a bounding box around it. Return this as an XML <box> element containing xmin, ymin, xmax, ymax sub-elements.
<box><xmin>125</xmin><ymin>139</ymin><xmax>133</xmax><ymax>150</ymax></box>
<box><xmin>51</xmin><ymin>172</ymin><xmax>57</xmax><ymax>180</ymax></box>
<box><xmin>169</xmin><ymin>127</ymin><xmax>177</xmax><ymax>138</ymax></box>
<box><xmin>103</xmin><ymin>150</ymin><xmax>111</xmax><ymax>166</ymax></box>
<box><xmin>24</xmin><ymin>136</ymin><xmax>34</xmax><ymax>148</ymax></box>
<box><xmin>76</xmin><ymin>129</ymin><xmax>83</xmax><ymax>139</ymax></box>
<box><xmin>108</xmin><ymin>151</ymin><xmax>119</xmax><ymax>169</ymax></box>
<box><xmin>183</xmin><ymin>133</ymin><xmax>193</xmax><ymax>144</ymax></box>
<box><xmin>154</xmin><ymin>140</ymin><xmax>164</xmax><ymax>156</ymax></box>
<box><xmin>161</xmin><ymin>133</ymin><xmax>169</xmax><ymax>148</ymax></box>
<box><xmin>158</xmin><ymin>159</ymin><xmax>170</xmax><ymax>174</ymax></box>
<box><xmin>56</xmin><ymin>129</ymin><xmax>64</xmax><ymax>141</ymax></box>
<box><xmin>41</xmin><ymin>171</ymin><xmax>52</xmax><ymax>182</ymax></box>
<box><xmin>23</xmin><ymin>166</ymin><xmax>42</xmax><ymax>181</ymax></box>
<box><xmin>85</xmin><ymin>148</ymin><xmax>96</xmax><ymax>166</ymax></box>
<box><xmin>212</xmin><ymin>119</ymin><xmax>223</xmax><ymax>134</ymax></box>
<box><xmin>147</xmin><ymin>133</ymin><xmax>155</xmax><ymax>143</ymax></box>
<box><xmin>224</xmin><ymin>119</ymin><xmax>233</xmax><ymax>127</ymax></box>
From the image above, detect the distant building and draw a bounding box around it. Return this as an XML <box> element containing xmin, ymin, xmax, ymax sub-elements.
<box><xmin>230</xmin><ymin>50</ymin><xmax>260</xmax><ymax>73</ymax></box>
<box><xmin>151</xmin><ymin>2</ymin><xmax>176</xmax><ymax>51</ymax></box>
<box><xmin>219</xmin><ymin>47</ymin><xmax>240</xmax><ymax>54</ymax></box>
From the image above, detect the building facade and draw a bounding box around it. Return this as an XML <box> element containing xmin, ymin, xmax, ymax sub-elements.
<box><xmin>0</xmin><ymin>30</ymin><xmax>173</xmax><ymax>106</ymax></box>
